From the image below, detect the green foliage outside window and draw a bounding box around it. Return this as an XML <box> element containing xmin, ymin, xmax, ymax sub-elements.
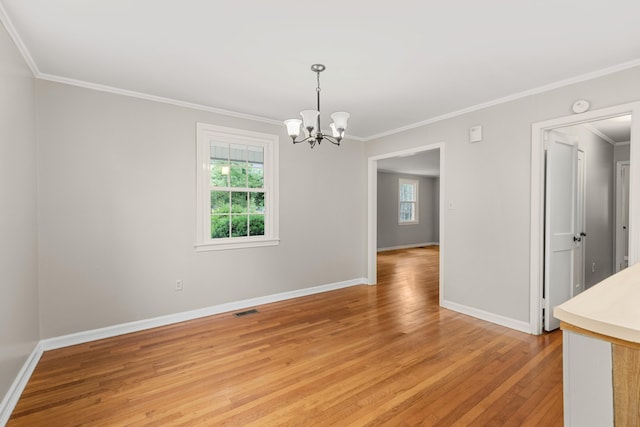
<box><xmin>210</xmin><ymin>154</ymin><xmax>265</xmax><ymax>238</ymax></box>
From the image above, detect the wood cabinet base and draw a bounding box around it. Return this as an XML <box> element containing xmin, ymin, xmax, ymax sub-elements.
<box><xmin>613</xmin><ymin>344</ymin><xmax>640</xmax><ymax>427</ymax></box>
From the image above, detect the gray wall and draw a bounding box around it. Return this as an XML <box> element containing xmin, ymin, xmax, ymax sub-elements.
<box><xmin>36</xmin><ymin>80</ymin><xmax>366</xmax><ymax>338</ymax></box>
<box><xmin>583</xmin><ymin>130</ymin><xmax>614</xmax><ymax>287</ymax></box>
<box><xmin>0</xmin><ymin>24</ymin><xmax>39</xmax><ymax>401</ymax></box>
<box><xmin>565</xmin><ymin>125</ymin><xmax>615</xmax><ymax>287</ymax></box>
<box><xmin>365</xmin><ymin>66</ymin><xmax>640</xmax><ymax>324</ymax></box>
<box><xmin>614</xmin><ymin>143</ymin><xmax>630</xmax><ymax>164</ymax></box>
<box><xmin>377</xmin><ymin>172</ymin><xmax>439</xmax><ymax>249</ymax></box>
<box><xmin>579</xmin><ymin>129</ymin><xmax>615</xmax><ymax>288</ymax></box>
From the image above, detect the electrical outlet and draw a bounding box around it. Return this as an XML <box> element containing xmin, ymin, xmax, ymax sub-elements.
<box><xmin>175</xmin><ymin>279</ymin><xmax>184</xmax><ymax>291</ymax></box>
<box><xmin>591</xmin><ymin>262</ymin><xmax>596</xmax><ymax>273</ymax></box>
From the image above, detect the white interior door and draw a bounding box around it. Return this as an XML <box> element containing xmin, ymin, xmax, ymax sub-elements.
<box><xmin>544</xmin><ymin>130</ymin><xmax>578</xmax><ymax>332</ymax></box>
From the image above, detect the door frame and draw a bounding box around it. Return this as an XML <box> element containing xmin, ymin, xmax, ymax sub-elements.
<box><xmin>530</xmin><ymin>102</ymin><xmax>640</xmax><ymax>335</ymax></box>
<box><xmin>367</xmin><ymin>142</ymin><xmax>445</xmax><ymax>304</ymax></box>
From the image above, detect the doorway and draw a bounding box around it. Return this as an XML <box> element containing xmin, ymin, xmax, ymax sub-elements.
<box><xmin>530</xmin><ymin>102</ymin><xmax>640</xmax><ymax>334</ymax></box>
<box><xmin>367</xmin><ymin>143</ymin><xmax>445</xmax><ymax>304</ymax></box>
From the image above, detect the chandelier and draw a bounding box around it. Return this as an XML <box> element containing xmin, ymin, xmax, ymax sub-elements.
<box><xmin>284</xmin><ymin>64</ymin><xmax>350</xmax><ymax>148</ymax></box>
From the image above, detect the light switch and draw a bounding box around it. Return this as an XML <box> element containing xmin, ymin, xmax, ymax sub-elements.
<box><xmin>469</xmin><ymin>125</ymin><xmax>482</xmax><ymax>143</ymax></box>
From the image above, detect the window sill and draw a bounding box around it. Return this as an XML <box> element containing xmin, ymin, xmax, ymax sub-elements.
<box><xmin>195</xmin><ymin>237</ymin><xmax>280</xmax><ymax>252</ymax></box>
<box><xmin>398</xmin><ymin>221</ymin><xmax>419</xmax><ymax>225</ymax></box>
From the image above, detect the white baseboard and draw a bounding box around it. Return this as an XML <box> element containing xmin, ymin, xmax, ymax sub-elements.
<box><xmin>441</xmin><ymin>300</ymin><xmax>531</xmax><ymax>334</ymax></box>
<box><xmin>41</xmin><ymin>277</ymin><xmax>366</xmax><ymax>351</ymax></box>
<box><xmin>0</xmin><ymin>343</ymin><xmax>43</xmax><ymax>426</ymax></box>
<box><xmin>377</xmin><ymin>242</ymin><xmax>439</xmax><ymax>252</ymax></box>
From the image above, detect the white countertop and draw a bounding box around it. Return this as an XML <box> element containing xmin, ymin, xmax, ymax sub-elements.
<box><xmin>554</xmin><ymin>262</ymin><xmax>640</xmax><ymax>343</ymax></box>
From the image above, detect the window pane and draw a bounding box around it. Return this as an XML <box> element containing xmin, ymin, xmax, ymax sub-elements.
<box><xmin>231</xmin><ymin>215</ymin><xmax>248</xmax><ymax>237</ymax></box>
<box><xmin>230</xmin><ymin>144</ymin><xmax>247</xmax><ymax>165</ymax></box>
<box><xmin>248</xmin><ymin>145</ymin><xmax>264</xmax><ymax>164</ymax></box>
<box><xmin>249</xmin><ymin>214</ymin><xmax>265</xmax><ymax>236</ymax></box>
<box><xmin>248</xmin><ymin>166</ymin><xmax>264</xmax><ymax>188</ymax></box>
<box><xmin>210</xmin><ymin>161</ymin><xmax>230</xmax><ymax>187</ymax></box>
<box><xmin>210</xmin><ymin>142</ymin><xmax>229</xmax><ymax>161</ymax></box>
<box><xmin>250</xmin><ymin>192</ymin><xmax>265</xmax><ymax>213</ymax></box>
<box><xmin>231</xmin><ymin>191</ymin><xmax>248</xmax><ymax>213</ymax></box>
<box><xmin>211</xmin><ymin>215</ymin><xmax>230</xmax><ymax>238</ymax></box>
<box><xmin>211</xmin><ymin>191</ymin><xmax>230</xmax><ymax>213</ymax></box>
<box><xmin>400</xmin><ymin>202</ymin><xmax>415</xmax><ymax>222</ymax></box>
<box><xmin>400</xmin><ymin>183</ymin><xmax>416</xmax><ymax>202</ymax></box>
<box><xmin>230</xmin><ymin>166</ymin><xmax>247</xmax><ymax>187</ymax></box>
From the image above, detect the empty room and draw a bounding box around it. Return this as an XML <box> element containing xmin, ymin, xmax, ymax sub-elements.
<box><xmin>2</xmin><ymin>1</ymin><xmax>640</xmax><ymax>425</ymax></box>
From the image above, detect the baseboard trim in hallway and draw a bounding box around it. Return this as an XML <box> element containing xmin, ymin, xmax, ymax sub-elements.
<box><xmin>441</xmin><ymin>299</ymin><xmax>531</xmax><ymax>334</ymax></box>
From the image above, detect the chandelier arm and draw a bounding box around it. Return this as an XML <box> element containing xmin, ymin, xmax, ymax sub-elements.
<box><xmin>323</xmin><ymin>135</ymin><xmax>341</xmax><ymax>146</ymax></box>
<box><xmin>291</xmin><ymin>135</ymin><xmax>314</xmax><ymax>145</ymax></box>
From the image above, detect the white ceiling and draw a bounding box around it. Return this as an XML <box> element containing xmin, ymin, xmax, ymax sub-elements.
<box><xmin>378</xmin><ymin>150</ymin><xmax>440</xmax><ymax>177</ymax></box>
<box><xmin>2</xmin><ymin>1</ymin><xmax>640</xmax><ymax>140</ymax></box>
<box><xmin>589</xmin><ymin>115</ymin><xmax>632</xmax><ymax>143</ymax></box>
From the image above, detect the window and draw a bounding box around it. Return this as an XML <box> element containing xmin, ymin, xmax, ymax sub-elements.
<box><xmin>196</xmin><ymin>123</ymin><xmax>279</xmax><ymax>251</ymax></box>
<box><xmin>399</xmin><ymin>178</ymin><xmax>419</xmax><ymax>224</ymax></box>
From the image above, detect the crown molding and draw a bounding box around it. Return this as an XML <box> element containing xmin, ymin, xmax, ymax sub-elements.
<box><xmin>583</xmin><ymin>123</ymin><xmax>616</xmax><ymax>145</ymax></box>
<box><xmin>38</xmin><ymin>73</ymin><xmax>286</xmax><ymax>126</ymax></box>
<box><xmin>0</xmin><ymin>1</ymin><xmax>39</xmax><ymax>76</ymax></box>
<box><xmin>36</xmin><ymin>73</ymin><xmax>369</xmax><ymax>140</ymax></box>
<box><xmin>362</xmin><ymin>58</ymin><xmax>640</xmax><ymax>141</ymax></box>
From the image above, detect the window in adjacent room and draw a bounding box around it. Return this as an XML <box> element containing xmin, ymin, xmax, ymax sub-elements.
<box><xmin>399</xmin><ymin>178</ymin><xmax>419</xmax><ymax>224</ymax></box>
<box><xmin>196</xmin><ymin>123</ymin><xmax>279</xmax><ymax>251</ymax></box>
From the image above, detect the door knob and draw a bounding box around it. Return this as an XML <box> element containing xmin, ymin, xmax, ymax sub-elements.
<box><xmin>580</xmin><ymin>232</ymin><xmax>587</xmax><ymax>237</ymax></box>
<box><xmin>573</xmin><ymin>236</ymin><xmax>582</xmax><ymax>242</ymax></box>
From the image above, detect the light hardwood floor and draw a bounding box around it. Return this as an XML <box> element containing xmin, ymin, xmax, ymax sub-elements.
<box><xmin>9</xmin><ymin>246</ymin><xmax>562</xmax><ymax>426</ymax></box>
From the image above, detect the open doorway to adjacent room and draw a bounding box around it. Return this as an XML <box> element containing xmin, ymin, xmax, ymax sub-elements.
<box><xmin>367</xmin><ymin>143</ymin><xmax>444</xmax><ymax>304</ymax></box>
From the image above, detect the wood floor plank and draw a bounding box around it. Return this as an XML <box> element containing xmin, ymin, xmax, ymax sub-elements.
<box><xmin>8</xmin><ymin>246</ymin><xmax>562</xmax><ymax>425</ymax></box>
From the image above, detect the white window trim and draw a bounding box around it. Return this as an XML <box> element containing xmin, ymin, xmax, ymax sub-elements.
<box><xmin>195</xmin><ymin>123</ymin><xmax>279</xmax><ymax>251</ymax></box>
<box><xmin>398</xmin><ymin>178</ymin><xmax>419</xmax><ymax>225</ymax></box>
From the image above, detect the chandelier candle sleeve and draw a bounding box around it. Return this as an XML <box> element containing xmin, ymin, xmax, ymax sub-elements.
<box><xmin>284</xmin><ymin>119</ymin><xmax>302</xmax><ymax>138</ymax></box>
<box><xmin>331</xmin><ymin>112</ymin><xmax>350</xmax><ymax>134</ymax></box>
<box><xmin>284</xmin><ymin>64</ymin><xmax>349</xmax><ymax>148</ymax></box>
<box><xmin>300</xmin><ymin>110</ymin><xmax>319</xmax><ymax>132</ymax></box>
<box><xmin>330</xmin><ymin>123</ymin><xmax>339</xmax><ymax>138</ymax></box>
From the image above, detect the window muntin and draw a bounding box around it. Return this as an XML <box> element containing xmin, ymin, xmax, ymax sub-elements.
<box><xmin>196</xmin><ymin>124</ymin><xmax>279</xmax><ymax>251</ymax></box>
<box><xmin>399</xmin><ymin>178</ymin><xmax>419</xmax><ymax>224</ymax></box>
